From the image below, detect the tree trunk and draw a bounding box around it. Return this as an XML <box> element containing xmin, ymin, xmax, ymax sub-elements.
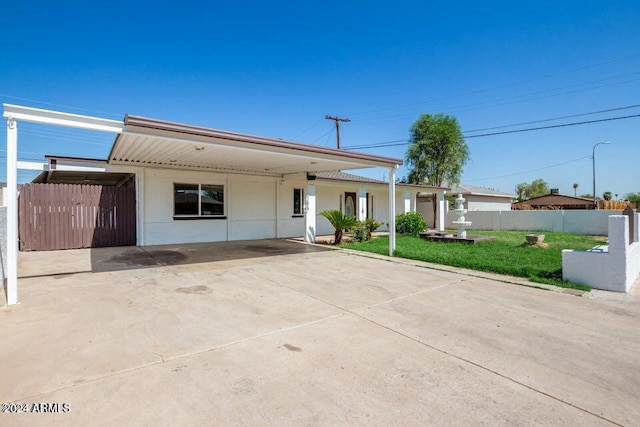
<box><xmin>334</xmin><ymin>229</ymin><xmax>343</xmax><ymax>244</ymax></box>
<box><xmin>431</xmin><ymin>193</ymin><xmax>437</xmax><ymax>229</ymax></box>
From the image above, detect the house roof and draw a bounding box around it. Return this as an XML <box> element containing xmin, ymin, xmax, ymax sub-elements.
<box><xmin>108</xmin><ymin>115</ymin><xmax>403</xmax><ymax>176</ymax></box>
<box><xmin>518</xmin><ymin>194</ymin><xmax>593</xmax><ymax>205</ymax></box>
<box><xmin>315</xmin><ymin>171</ymin><xmax>447</xmax><ymax>191</ymax></box>
<box><xmin>448</xmin><ymin>183</ymin><xmax>515</xmax><ymax>198</ymax></box>
<box><xmin>513</xmin><ymin>193</ymin><xmax>594</xmax><ymax>207</ymax></box>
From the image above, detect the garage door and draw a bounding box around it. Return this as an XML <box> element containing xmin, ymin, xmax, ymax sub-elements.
<box><xmin>19</xmin><ymin>183</ymin><xmax>136</xmax><ymax>251</ymax></box>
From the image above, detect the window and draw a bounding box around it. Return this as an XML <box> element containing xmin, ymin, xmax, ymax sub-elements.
<box><xmin>293</xmin><ymin>188</ymin><xmax>304</xmax><ymax>216</ymax></box>
<box><xmin>174</xmin><ymin>183</ymin><xmax>225</xmax><ymax>218</ymax></box>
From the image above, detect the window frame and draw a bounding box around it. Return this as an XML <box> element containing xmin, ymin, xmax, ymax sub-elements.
<box><xmin>173</xmin><ymin>182</ymin><xmax>226</xmax><ymax>220</ymax></box>
<box><xmin>292</xmin><ymin>188</ymin><xmax>304</xmax><ymax>217</ymax></box>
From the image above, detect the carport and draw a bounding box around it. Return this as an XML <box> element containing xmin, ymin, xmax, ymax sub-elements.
<box><xmin>3</xmin><ymin>104</ymin><xmax>402</xmax><ymax>305</ymax></box>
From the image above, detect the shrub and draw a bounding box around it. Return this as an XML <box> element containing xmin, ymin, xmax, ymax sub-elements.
<box><xmin>320</xmin><ymin>210</ymin><xmax>359</xmax><ymax>244</ymax></box>
<box><xmin>395</xmin><ymin>212</ymin><xmax>426</xmax><ymax>236</ymax></box>
<box><xmin>354</xmin><ymin>218</ymin><xmax>382</xmax><ymax>242</ymax></box>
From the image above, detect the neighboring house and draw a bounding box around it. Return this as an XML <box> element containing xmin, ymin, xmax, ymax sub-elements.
<box><xmin>512</xmin><ymin>193</ymin><xmax>595</xmax><ymax>210</ymax></box>
<box><xmin>417</xmin><ymin>183</ymin><xmax>514</xmax><ymax>226</ymax></box>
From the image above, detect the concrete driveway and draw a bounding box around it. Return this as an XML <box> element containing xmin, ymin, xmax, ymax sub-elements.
<box><xmin>2</xmin><ymin>239</ymin><xmax>639</xmax><ymax>426</ymax></box>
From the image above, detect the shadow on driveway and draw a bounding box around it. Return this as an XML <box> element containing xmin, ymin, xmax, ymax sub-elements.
<box><xmin>18</xmin><ymin>239</ymin><xmax>332</xmax><ymax>278</ymax></box>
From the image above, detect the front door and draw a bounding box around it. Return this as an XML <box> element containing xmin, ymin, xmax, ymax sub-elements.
<box><xmin>345</xmin><ymin>192</ymin><xmax>357</xmax><ymax>217</ymax></box>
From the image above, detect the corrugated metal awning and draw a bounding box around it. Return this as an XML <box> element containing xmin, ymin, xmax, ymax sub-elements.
<box><xmin>108</xmin><ymin>115</ymin><xmax>402</xmax><ymax>176</ymax></box>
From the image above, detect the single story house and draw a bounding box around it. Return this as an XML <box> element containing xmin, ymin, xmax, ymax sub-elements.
<box><xmin>512</xmin><ymin>193</ymin><xmax>595</xmax><ymax>210</ymax></box>
<box><xmin>313</xmin><ymin>171</ymin><xmax>444</xmax><ymax>235</ymax></box>
<box><xmin>3</xmin><ymin>104</ymin><xmax>447</xmax><ymax>305</ymax></box>
<box><xmin>417</xmin><ymin>183</ymin><xmax>514</xmax><ymax>226</ymax></box>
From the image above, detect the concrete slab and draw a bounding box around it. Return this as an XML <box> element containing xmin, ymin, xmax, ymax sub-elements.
<box><xmin>2</xmin><ymin>239</ymin><xmax>639</xmax><ymax>425</ymax></box>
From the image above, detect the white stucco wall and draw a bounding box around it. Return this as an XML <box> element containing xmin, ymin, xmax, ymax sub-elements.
<box><xmin>466</xmin><ymin>195</ymin><xmax>513</xmax><ymax>212</ymax></box>
<box><xmin>563</xmin><ymin>214</ymin><xmax>640</xmax><ymax>292</ymax></box>
<box><xmin>126</xmin><ymin>167</ymin><xmax>309</xmax><ymax>245</ymax></box>
<box><xmin>313</xmin><ymin>182</ymin><xmax>416</xmax><ymax>235</ymax></box>
<box><xmin>444</xmin><ymin>209</ymin><xmax>618</xmax><ymax>235</ymax></box>
<box><xmin>105</xmin><ymin>165</ymin><xmax>421</xmax><ymax>244</ymax></box>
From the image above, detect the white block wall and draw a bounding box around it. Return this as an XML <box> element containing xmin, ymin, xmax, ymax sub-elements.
<box><xmin>562</xmin><ymin>214</ymin><xmax>640</xmax><ymax>292</ymax></box>
<box><xmin>444</xmin><ymin>210</ymin><xmax>618</xmax><ymax>236</ymax></box>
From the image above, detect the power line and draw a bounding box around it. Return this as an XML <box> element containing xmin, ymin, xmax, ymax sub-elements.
<box><xmin>342</xmin><ymin>111</ymin><xmax>640</xmax><ymax>150</ymax></box>
<box><xmin>465</xmin><ymin>156</ymin><xmax>591</xmax><ymax>182</ymax></box>
<box><xmin>312</xmin><ymin>126</ymin><xmax>336</xmax><ymax>143</ymax></box>
<box><xmin>323</xmin><ymin>127</ymin><xmax>336</xmax><ymax>146</ymax></box>
<box><xmin>291</xmin><ymin>118</ymin><xmax>324</xmax><ymax>139</ymax></box>
<box><xmin>0</xmin><ymin>93</ymin><xmax>121</xmax><ymax>118</ymax></box>
<box><xmin>349</xmin><ymin>73</ymin><xmax>640</xmax><ymax>124</ymax></box>
<box><xmin>346</xmin><ymin>53</ymin><xmax>640</xmax><ymax>117</ymax></box>
<box><xmin>465</xmin><ymin>114</ymin><xmax>640</xmax><ymax>139</ymax></box>
<box><xmin>464</xmin><ymin>103</ymin><xmax>640</xmax><ymax>133</ymax></box>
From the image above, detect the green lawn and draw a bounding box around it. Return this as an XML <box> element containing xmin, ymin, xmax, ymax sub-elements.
<box><xmin>341</xmin><ymin>231</ymin><xmax>605</xmax><ymax>290</ymax></box>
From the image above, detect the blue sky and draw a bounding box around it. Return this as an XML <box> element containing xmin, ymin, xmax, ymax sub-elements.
<box><xmin>1</xmin><ymin>1</ymin><xmax>639</xmax><ymax>197</ymax></box>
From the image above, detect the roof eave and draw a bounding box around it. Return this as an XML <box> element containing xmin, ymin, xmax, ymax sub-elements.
<box><xmin>122</xmin><ymin>115</ymin><xmax>403</xmax><ymax>168</ymax></box>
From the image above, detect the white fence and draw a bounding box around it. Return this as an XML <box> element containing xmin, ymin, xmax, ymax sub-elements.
<box><xmin>562</xmin><ymin>214</ymin><xmax>640</xmax><ymax>292</ymax></box>
<box><xmin>445</xmin><ymin>210</ymin><xmax>624</xmax><ymax>236</ymax></box>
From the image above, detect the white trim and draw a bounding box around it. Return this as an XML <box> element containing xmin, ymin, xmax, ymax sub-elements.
<box><xmin>6</xmin><ymin>117</ymin><xmax>18</xmax><ymax>305</ymax></box>
<box><xmin>16</xmin><ymin>161</ymin><xmax>46</xmax><ymax>171</ymax></box>
<box><xmin>304</xmin><ymin>183</ymin><xmax>316</xmax><ymax>243</ymax></box>
<box><xmin>2</xmin><ymin>104</ymin><xmax>123</xmax><ymax>133</ymax></box>
<box><xmin>358</xmin><ymin>186</ymin><xmax>367</xmax><ymax>221</ymax></box>
<box><xmin>15</xmin><ymin>161</ymin><xmax>107</xmax><ymax>172</ymax></box>
<box><xmin>388</xmin><ymin>166</ymin><xmax>397</xmax><ymax>256</ymax></box>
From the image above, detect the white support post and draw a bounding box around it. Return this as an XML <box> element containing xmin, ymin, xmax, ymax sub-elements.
<box><xmin>135</xmin><ymin>169</ymin><xmax>145</xmax><ymax>246</ymax></box>
<box><xmin>304</xmin><ymin>183</ymin><xmax>316</xmax><ymax>243</ymax></box>
<box><xmin>6</xmin><ymin>117</ymin><xmax>18</xmax><ymax>305</ymax></box>
<box><xmin>358</xmin><ymin>186</ymin><xmax>367</xmax><ymax>221</ymax></box>
<box><xmin>389</xmin><ymin>166</ymin><xmax>397</xmax><ymax>256</ymax></box>
<box><xmin>437</xmin><ymin>193</ymin><xmax>446</xmax><ymax>232</ymax></box>
<box><xmin>403</xmin><ymin>191</ymin><xmax>411</xmax><ymax>213</ymax></box>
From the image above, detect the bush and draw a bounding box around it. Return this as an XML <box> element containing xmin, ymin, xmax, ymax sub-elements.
<box><xmin>354</xmin><ymin>218</ymin><xmax>382</xmax><ymax>242</ymax></box>
<box><xmin>395</xmin><ymin>212</ymin><xmax>426</xmax><ymax>236</ymax></box>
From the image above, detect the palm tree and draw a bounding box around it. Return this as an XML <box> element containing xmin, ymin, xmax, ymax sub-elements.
<box><xmin>573</xmin><ymin>183</ymin><xmax>578</xmax><ymax>196</ymax></box>
<box><xmin>320</xmin><ymin>210</ymin><xmax>359</xmax><ymax>244</ymax></box>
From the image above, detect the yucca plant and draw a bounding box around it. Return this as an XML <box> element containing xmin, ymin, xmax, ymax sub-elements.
<box><xmin>320</xmin><ymin>210</ymin><xmax>359</xmax><ymax>244</ymax></box>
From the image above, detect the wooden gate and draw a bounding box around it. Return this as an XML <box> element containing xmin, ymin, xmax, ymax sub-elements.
<box><xmin>19</xmin><ymin>183</ymin><xmax>136</xmax><ymax>251</ymax></box>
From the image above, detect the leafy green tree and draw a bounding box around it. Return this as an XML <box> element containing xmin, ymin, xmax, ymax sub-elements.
<box><xmin>320</xmin><ymin>210</ymin><xmax>359</xmax><ymax>245</ymax></box>
<box><xmin>580</xmin><ymin>193</ymin><xmax>594</xmax><ymax>200</ymax></box>
<box><xmin>515</xmin><ymin>179</ymin><xmax>550</xmax><ymax>200</ymax></box>
<box><xmin>602</xmin><ymin>191</ymin><xmax>612</xmax><ymax>201</ymax></box>
<box><xmin>405</xmin><ymin>113</ymin><xmax>468</xmax><ymax>226</ymax></box>
<box><xmin>406</xmin><ymin>114</ymin><xmax>468</xmax><ymax>186</ymax></box>
<box><xmin>625</xmin><ymin>192</ymin><xmax>640</xmax><ymax>204</ymax></box>
<box><xmin>515</xmin><ymin>183</ymin><xmax>528</xmax><ymax>201</ymax></box>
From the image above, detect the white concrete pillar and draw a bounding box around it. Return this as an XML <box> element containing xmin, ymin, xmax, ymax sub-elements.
<box><xmin>358</xmin><ymin>186</ymin><xmax>367</xmax><ymax>221</ymax></box>
<box><xmin>403</xmin><ymin>191</ymin><xmax>411</xmax><ymax>213</ymax></box>
<box><xmin>412</xmin><ymin>192</ymin><xmax>417</xmax><ymax>213</ymax></box>
<box><xmin>304</xmin><ymin>183</ymin><xmax>316</xmax><ymax>243</ymax></box>
<box><xmin>135</xmin><ymin>168</ymin><xmax>145</xmax><ymax>246</ymax></box>
<box><xmin>6</xmin><ymin>117</ymin><xmax>18</xmax><ymax>305</ymax></box>
<box><xmin>389</xmin><ymin>166</ymin><xmax>397</xmax><ymax>255</ymax></box>
<box><xmin>437</xmin><ymin>192</ymin><xmax>446</xmax><ymax>232</ymax></box>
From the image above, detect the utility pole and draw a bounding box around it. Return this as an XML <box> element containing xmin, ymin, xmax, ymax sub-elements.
<box><xmin>325</xmin><ymin>115</ymin><xmax>350</xmax><ymax>149</ymax></box>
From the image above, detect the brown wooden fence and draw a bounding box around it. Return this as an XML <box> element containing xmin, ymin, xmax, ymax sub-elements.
<box><xmin>19</xmin><ymin>183</ymin><xmax>136</xmax><ymax>251</ymax></box>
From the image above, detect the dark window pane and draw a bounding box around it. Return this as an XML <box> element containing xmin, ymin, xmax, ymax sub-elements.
<box><xmin>293</xmin><ymin>188</ymin><xmax>303</xmax><ymax>215</ymax></box>
<box><xmin>201</xmin><ymin>185</ymin><xmax>224</xmax><ymax>215</ymax></box>
<box><xmin>174</xmin><ymin>184</ymin><xmax>199</xmax><ymax>215</ymax></box>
